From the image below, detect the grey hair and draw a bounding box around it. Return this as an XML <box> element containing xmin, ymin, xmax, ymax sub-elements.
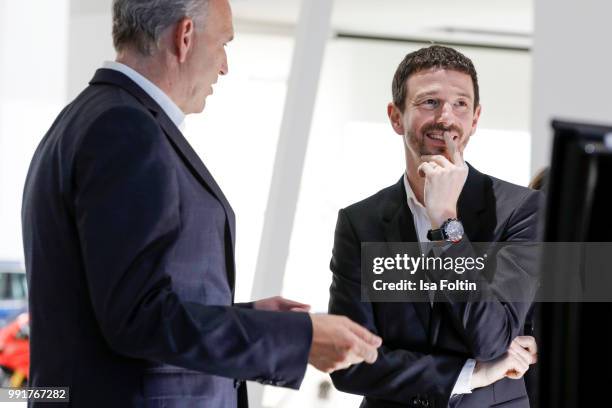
<box><xmin>112</xmin><ymin>0</ymin><xmax>209</xmax><ymax>56</ymax></box>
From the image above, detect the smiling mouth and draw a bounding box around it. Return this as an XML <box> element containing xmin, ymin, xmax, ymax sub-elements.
<box><xmin>425</xmin><ymin>132</ymin><xmax>459</xmax><ymax>142</ymax></box>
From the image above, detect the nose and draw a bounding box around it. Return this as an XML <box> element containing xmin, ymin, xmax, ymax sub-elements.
<box><xmin>219</xmin><ymin>51</ymin><xmax>229</xmax><ymax>76</ymax></box>
<box><xmin>436</xmin><ymin>101</ymin><xmax>454</xmax><ymax>127</ymax></box>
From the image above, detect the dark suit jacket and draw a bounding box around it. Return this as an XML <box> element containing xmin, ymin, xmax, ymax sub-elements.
<box><xmin>21</xmin><ymin>69</ymin><xmax>312</xmax><ymax>407</ymax></box>
<box><xmin>328</xmin><ymin>165</ymin><xmax>541</xmax><ymax>408</ymax></box>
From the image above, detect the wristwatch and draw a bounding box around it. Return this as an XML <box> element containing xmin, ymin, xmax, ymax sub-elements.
<box><xmin>427</xmin><ymin>218</ymin><xmax>464</xmax><ymax>243</ymax></box>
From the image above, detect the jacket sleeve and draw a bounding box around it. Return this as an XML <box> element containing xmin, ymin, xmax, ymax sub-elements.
<box><xmin>328</xmin><ymin>209</ymin><xmax>465</xmax><ymax>407</ymax></box>
<box><xmin>429</xmin><ymin>190</ymin><xmax>542</xmax><ymax>361</ymax></box>
<box><xmin>73</xmin><ymin>106</ymin><xmax>312</xmax><ymax>389</ymax></box>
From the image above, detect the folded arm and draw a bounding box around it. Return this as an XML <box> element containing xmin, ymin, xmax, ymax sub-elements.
<box><xmin>429</xmin><ymin>191</ymin><xmax>542</xmax><ymax>360</ymax></box>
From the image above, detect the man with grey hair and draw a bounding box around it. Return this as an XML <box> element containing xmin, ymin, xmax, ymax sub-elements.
<box><xmin>21</xmin><ymin>0</ymin><xmax>382</xmax><ymax>406</ymax></box>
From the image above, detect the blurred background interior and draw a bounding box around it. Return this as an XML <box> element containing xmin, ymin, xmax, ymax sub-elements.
<box><xmin>0</xmin><ymin>0</ymin><xmax>610</xmax><ymax>406</ymax></box>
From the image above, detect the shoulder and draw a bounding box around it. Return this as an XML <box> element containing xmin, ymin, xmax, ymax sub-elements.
<box><xmin>472</xmin><ymin>169</ymin><xmax>544</xmax><ymax>238</ymax></box>
<box><xmin>76</xmin><ymin>84</ymin><xmax>156</xmax><ymax>129</ymax></box>
<box><xmin>75</xmin><ymin>106</ymin><xmax>163</xmax><ymax>163</ymax></box>
<box><xmin>487</xmin><ymin>174</ymin><xmax>542</xmax><ymax>211</ymax></box>
<box><xmin>58</xmin><ymin>81</ymin><xmax>156</xmax><ymax>136</ymax></box>
<box><xmin>69</xmin><ymin>85</ymin><xmax>163</xmax><ymax>152</ymax></box>
<box><xmin>68</xmin><ymin>96</ymin><xmax>171</xmax><ymax>183</ymax></box>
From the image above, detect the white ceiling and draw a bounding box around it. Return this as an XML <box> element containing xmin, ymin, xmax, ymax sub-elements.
<box><xmin>231</xmin><ymin>0</ymin><xmax>533</xmax><ymax>48</ymax></box>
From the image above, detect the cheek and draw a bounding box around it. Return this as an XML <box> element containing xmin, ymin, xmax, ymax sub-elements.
<box><xmin>406</xmin><ymin>112</ymin><xmax>428</xmax><ymax>131</ymax></box>
<box><xmin>458</xmin><ymin>114</ymin><xmax>476</xmax><ymax>131</ymax></box>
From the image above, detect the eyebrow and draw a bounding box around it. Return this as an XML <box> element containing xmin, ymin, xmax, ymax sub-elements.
<box><xmin>413</xmin><ymin>90</ymin><xmax>439</xmax><ymax>99</ymax></box>
<box><xmin>456</xmin><ymin>92</ymin><xmax>473</xmax><ymax>99</ymax></box>
<box><xmin>413</xmin><ymin>90</ymin><xmax>473</xmax><ymax>100</ymax></box>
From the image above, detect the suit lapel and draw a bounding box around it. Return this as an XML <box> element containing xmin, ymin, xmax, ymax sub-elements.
<box><xmin>89</xmin><ymin>69</ymin><xmax>237</xmax><ymax>292</ymax></box>
<box><xmin>155</xmin><ymin>114</ymin><xmax>237</xmax><ymax>293</ymax></box>
<box><xmin>457</xmin><ymin>163</ymin><xmax>488</xmax><ymax>241</ymax></box>
<box><xmin>382</xmin><ymin>178</ymin><xmax>432</xmax><ymax>334</ymax></box>
<box><xmin>155</xmin><ymin>112</ymin><xmax>236</xmax><ymax>244</ymax></box>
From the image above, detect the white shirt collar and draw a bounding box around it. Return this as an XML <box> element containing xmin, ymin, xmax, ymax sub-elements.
<box><xmin>102</xmin><ymin>61</ymin><xmax>186</xmax><ymax>131</ymax></box>
<box><xmin>403</xmin><ymin>172</ymin><xmax>438</xmax><ymax>251</ymax></box>
<box><xmin>403</xmin><ymin>172</ymin><xmax>426</xmax><ymax>210</ymax></box>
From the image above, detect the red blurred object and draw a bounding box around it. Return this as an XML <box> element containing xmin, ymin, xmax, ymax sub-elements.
<box><xmin>0</xmin><ymin>313</ymin><xmax>29</xmax><ymax>387</ymax></box>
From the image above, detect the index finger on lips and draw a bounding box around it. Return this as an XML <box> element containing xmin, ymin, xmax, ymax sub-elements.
<box><xmin>444</xmin><ymin>131</ymin><xmax>464</xmax><ymax>165</ymax></box>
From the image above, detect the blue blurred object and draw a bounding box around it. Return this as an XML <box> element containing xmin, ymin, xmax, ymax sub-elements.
<box><xmin>0</xmin><ymin>262</ymin><xmax>28</xmax><ymax>327</ymax></box>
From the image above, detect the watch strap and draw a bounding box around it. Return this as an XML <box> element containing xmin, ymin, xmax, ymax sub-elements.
<box><xmin>427</xmin><ymin>227</ymin><xmax>445</xmax><ymax>241</ymax></box>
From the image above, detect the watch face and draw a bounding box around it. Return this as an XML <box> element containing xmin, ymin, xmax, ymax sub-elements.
<box><xmin>444</xmin><ymin>220</ymin><xmax>464</xmax><ymax>242</ymax></box>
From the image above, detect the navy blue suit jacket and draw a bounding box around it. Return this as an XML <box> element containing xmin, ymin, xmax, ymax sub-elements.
<box><xmin>328</xmin><ymin>167</ymin><xmax>541</xmax><ymax>408</ymax></box>
<box><xmin>21</xmin><ymin>69</ymin><xmax>312</xmax><ymax>407</ymax></box>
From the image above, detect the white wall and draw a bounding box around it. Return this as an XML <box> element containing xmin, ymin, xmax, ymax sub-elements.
<box><xmin>67</xmin><ymin>0</ymin><xmax>115</xmax><ymax>100</ymax></box>
<box><xmin>531</xmin><ymin>0</ymin><xmax>612</xmax><ymax>173</ymax></box>
<box><xmin>0</xmin><ymin>0</ymin><xmax>69</xmax><ymax>260</ymax></box>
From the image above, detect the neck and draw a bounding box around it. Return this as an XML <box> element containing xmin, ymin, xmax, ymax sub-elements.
<box><xmin>115</xmin><ymin>51</ymin><xmax>187</xmax><ymax>112</ymax></box>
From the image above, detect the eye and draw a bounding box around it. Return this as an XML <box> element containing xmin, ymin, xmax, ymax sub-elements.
<box><xmin>422</xmin><ymin>99</ymin><xmax>438</xmax><ymax>108</ymax></box>
<box><xmin>454</xmin><ymin>100</ymin><xmax>470</xmax><ymax>110</ymax></box>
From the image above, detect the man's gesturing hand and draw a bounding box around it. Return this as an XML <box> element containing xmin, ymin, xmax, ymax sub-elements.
<box><xmin>470</xmin><ymin>336</ymin><xmax>538</xmax><ymax>389</ymax></box>
<box><xmin>253</xmin><ymin>296</ymin><xmax>311</xmax><ymax>312</ymax></box>
<box><xmin>309</xmin><ymin>314</ymin><xmax>382</xmax><ymax>373</ymax></box>
<box><xmin>418</xmin><ymin>131</ymin><xmax>469</xmax><ymax>228</ymax></box>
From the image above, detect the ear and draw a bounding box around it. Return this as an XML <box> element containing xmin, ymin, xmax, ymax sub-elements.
<box><xmin>387</xmin><ymin>102</ymin><xmax>405</xmax><ymax>136</ymax></box>
<box><xmin>470</xmin><ymin>104</ymin><xmax>482</xmax><ymax>136</ymax></box>
<box><xmin>174</xmin><ymin>17</ymin><xmax>196</xmax><ymax>63</ymax></box>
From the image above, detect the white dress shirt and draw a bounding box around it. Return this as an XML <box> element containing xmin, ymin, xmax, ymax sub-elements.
<box><xmin>403</xmin><ymin>173</ymin><xmax>476</xmax><ymax>396</ymax></box>
<box><xmin>102</xmin><ymin>61</ymin><xmax>186</xmax><ymax>132</ymax></box>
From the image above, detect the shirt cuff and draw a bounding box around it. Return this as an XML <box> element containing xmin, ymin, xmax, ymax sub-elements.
<box><xmin>451</xmin><ymin>359</ymin><xmax>476</xmax><ymax>395</ymax></box>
